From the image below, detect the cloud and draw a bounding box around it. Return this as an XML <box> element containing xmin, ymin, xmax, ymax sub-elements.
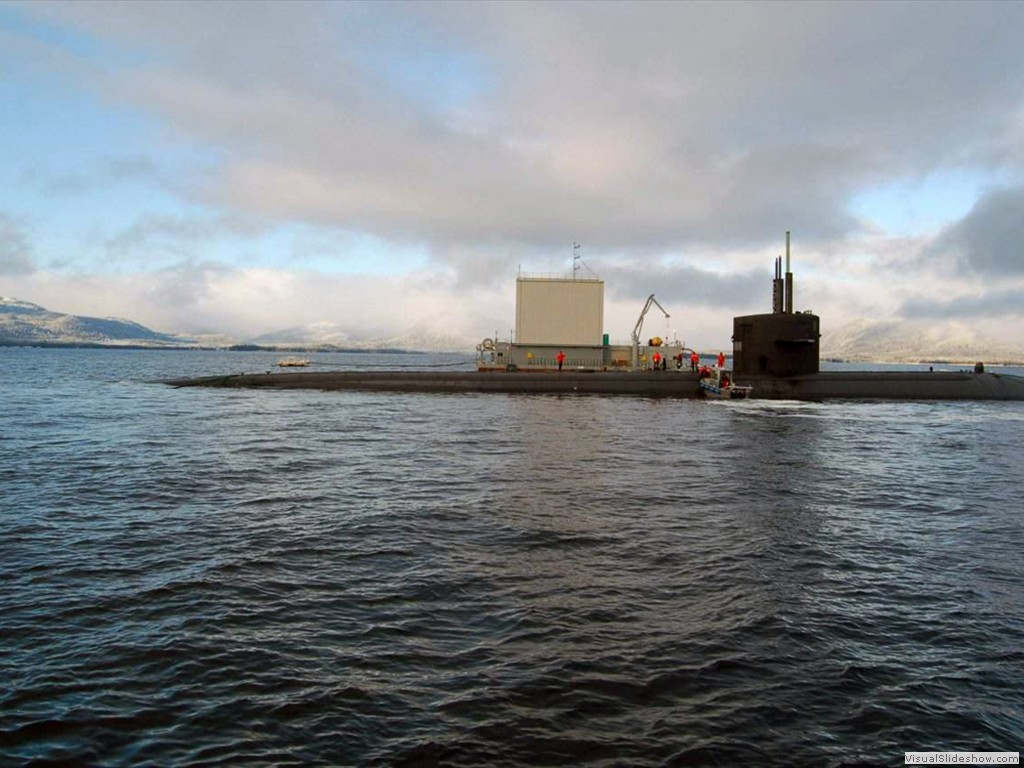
<box><xmin>0</xmin><ymin>214</ymin><xmax>36</xmax><ymax>275</ymax></box>
<box><xmin>102</xmin><ymin>213</ymin><xmax>271</xmax><ymax>262</ymax></box>
<box><xmin>21</xmin><ymin>1</ymin><xmax>1024</xmax><ymax>257</ymax></box>
<box><xmin>20</xmin><ymin>155</ymin><xmax>160</xmax><ymax>197</ymax></box>
<box><xmin>600</xmin><ymin>262</ymin><xmax>766</xmax><ymax>310</ymax></box>
<box><xmin>1</xmin><ymin>262</ymin><xmax>511</xmax><ymax>342</ymax></box>
<box><xmin>6</xmin><ymin>1</ymin><xmax>1024</xmax><ymax>348</ymax></box>
<box><xmin>901</xmin><ymin>287</ymin><xmax>1024</xmax><ymax>320</ymax></box>
<box><xmin>928</xmin><ymin>185</ymin><xmax>1024</xmax><ymax>276</ymax></box>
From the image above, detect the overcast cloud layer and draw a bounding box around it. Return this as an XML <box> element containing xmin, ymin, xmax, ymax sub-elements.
<box><xmin>2</xmin><ymin>0</ymin><xmax>1024</xmax><ymax>348</ymax></box>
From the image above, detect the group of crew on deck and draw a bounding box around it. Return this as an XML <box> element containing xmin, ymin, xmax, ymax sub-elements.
<box><xmin>649</xmin><ymin>350</ymin><xmax>727</xmax><ymax>377</ymax></box>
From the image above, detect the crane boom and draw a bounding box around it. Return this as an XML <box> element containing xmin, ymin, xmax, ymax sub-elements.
<box><xmin>630</xmin><ymin>294</ymin><xmax>671</xmax><ymax>342</ymax></box>
<box><xmin>631</xmin><ymin>294</ymin><xmax>670</xmax><ymax>369</ymax></box>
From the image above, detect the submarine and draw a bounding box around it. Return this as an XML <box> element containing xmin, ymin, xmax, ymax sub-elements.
<box><xmin>166</xmin><ymin>234</ymin><xmax>1024</xmax><ymax>401</ymax></box>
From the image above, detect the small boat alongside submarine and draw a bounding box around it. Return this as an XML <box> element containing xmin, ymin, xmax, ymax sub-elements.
<box><xmin>699</xmin><ymin>368</ymin><xmax>751</xmax><ymax>400</ymax></box>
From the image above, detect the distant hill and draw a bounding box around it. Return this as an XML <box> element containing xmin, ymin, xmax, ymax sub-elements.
<box><xmin>0</xmin><ymin>297</ymin><xmax>192</xmax><ymax>346</ymax></box>
<box><xmin>820</xmin><ymin>318</ymin><xmax>1024</xmax><ymax>364</ymax></box>
<box><xmin>0</xmin><ymin>297</ymin><xmax>474</xmax><ymax>351</ymax></box>
<box><xmin>248</xmin><ymin>321</ymin><xmax>473</xmax><ymax>352</ymax></box>
<box><xmin>249</xmin><ymin>321</ymin><xmax>363</xmax><ymax>347</ymax></box>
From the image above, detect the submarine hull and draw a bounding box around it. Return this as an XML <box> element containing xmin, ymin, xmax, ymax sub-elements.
<box><xmin>741</xmin><ymin>370</ymin><xmax>1024</xmax><ymax>400</ymax></box>
<box><xmin>165</xmin><ymin>369</ymin><xmax>1024</xmax><ymax>400</ymax></box>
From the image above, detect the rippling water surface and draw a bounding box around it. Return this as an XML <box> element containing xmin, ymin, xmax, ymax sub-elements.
<box><xmin>2</xmin><ymin>348</ymin><xmax>1023</xmax><ymax>767</ymax></box>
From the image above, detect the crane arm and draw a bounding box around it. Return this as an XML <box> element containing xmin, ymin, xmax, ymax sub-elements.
<box><xmin>631</xmin><ymin>294</ymin><xmax>670</xmax><ymax>344</ymax></box>
<box><xmin>650</xmin><ymin>295</ymin><xmax>670</xmax><ymax>319</ymax></box>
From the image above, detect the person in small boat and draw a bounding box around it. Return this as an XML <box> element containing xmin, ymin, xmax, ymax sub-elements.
<box><xmin>721</xmin><ymin>374</ymin><xmax>730</xmax><ymax>388</ymax></box>
<box><xmin>690</xmin><ymin>351</ymin><xmax>699</xmax><ymax>372</ymax></box>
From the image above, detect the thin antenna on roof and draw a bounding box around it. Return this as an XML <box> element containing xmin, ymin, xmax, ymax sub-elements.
<box><xmin>571</xmin><ymin>242</ymin><xmax>599</xmax><ymax>280</ymax></box>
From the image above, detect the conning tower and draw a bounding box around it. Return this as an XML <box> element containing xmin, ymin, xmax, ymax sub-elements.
<box><xmin>732</xmin><ymin>232</ymin><xmax>820</xmax><ymax>377</ymax></box>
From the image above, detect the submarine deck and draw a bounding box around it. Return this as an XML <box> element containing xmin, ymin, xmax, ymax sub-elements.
<box><xmin>165</xmin><ymin>369</ymin><xmax>1024</xmax><ymax>400</ymax></box>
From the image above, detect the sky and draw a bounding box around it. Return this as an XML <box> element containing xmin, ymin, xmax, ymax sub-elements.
<box><xmin>2</xmin><ymin>0</ymin><xmax>1024</xmax><ymax>349</ymax></box>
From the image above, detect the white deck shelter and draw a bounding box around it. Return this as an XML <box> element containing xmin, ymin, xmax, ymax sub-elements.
<box><xmin>515</xmin><ymin>276</ymin><xmax>604</xmax><ymax>346</ymax></box>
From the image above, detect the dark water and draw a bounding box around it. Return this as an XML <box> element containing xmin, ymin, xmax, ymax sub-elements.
<box><xmin>2</xmin><ymin>348</ymin><xmax>1023</xmax><ymax>767</ymax></box>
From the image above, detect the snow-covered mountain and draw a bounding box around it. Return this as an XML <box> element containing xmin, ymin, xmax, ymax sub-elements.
<box><xmin>249</xmin><ymin>321</ymin><xmax>360</xmax><ymax>347</ymax></box>
<box><xmin>0</xmin><ymin>297</ymin><xmax>191</xmax><ymax>346</ymax></box>
<box><xmin>0</xmin><ymin>296</ymin><xmax>475</xmax><ymax>350</ymax></box>
<box><xmin>248</xmin><ymin>321</ymin><xmax>475</xmax><ymax>352</ymax></box>
<box><xmin>820</xmin><ymin>318</ymin><xmax>1024</xmax><ymax>364</ymax></box>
